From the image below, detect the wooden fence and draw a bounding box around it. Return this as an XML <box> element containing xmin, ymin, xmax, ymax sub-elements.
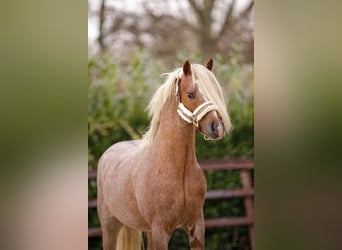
<box><xmin>88</xmin><ymin>158</ymin><xmax>254</xmax><ymax>249</ymax></box>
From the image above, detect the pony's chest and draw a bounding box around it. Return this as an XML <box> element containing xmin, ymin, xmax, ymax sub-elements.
<box><xmin>183</xmin><ymin>166</ymin><xmax>207</xmax><ymax>204</ymax></box>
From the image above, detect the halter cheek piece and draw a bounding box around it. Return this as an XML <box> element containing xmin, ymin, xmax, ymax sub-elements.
<box><xmin>175</xmin><ymin>77</ymin><xmax>218</xmax><ymax>140</ymax></box>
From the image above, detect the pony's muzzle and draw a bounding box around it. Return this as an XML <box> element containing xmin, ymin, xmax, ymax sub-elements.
<box><xmin>211</xmin><ymin>121</ymin><xmax>225</xmax><ymax>139</ymax></box>
<box><xmin>203</xmin><ymin>119</ymin><xmax>225</xmax><ymax>140</ymax></box>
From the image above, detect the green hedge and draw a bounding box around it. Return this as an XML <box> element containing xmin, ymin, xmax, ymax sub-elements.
<box><xmin>88</xmin><ymin>50</ymin><xmax>254</xmax><ymax>249</ymax></box>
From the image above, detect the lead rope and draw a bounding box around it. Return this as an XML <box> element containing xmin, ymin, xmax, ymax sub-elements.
<box><xmin>175</xmin><ymin>77</ymin><xmax>218</xmax><ymax>140</ymax></box>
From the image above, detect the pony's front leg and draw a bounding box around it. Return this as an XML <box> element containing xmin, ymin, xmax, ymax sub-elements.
<box><xmin>150</xmin><ymin>225</ymin><xmax>170</xmax><ymax>250</ymax></box>
<box><xmin>187</xmin><ymin>215</ymin><xmax>205</xmax><ymax>250</ymax></box>
<box><xmin>146</xmin><ymin>231</ymin><xmax>154</xmax><ymax>250</ymax></box>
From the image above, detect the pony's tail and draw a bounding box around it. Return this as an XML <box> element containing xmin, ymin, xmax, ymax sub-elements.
<box><xmin>116</xmin><ymin>225</ymin><xmax>143</xmax><ymax>250</ymax></box>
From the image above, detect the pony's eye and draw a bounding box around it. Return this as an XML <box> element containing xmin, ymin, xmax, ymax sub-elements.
<box><xmin>187</xmin><ymin>93</ymin><xmax>195</xmax><ymax>99</ymax></box>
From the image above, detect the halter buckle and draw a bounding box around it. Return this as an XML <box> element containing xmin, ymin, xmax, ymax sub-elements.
<box><xmin>192</xmin><ymin>119</ymin><xmax>199</xmax><ymax>127</ymax></box>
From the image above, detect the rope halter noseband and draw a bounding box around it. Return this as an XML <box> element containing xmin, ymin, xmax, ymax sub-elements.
<box><xmin>177</xmin><ymin>102</ymin><xmax>217</xmax><ymax>127</ymax></box>
<box><xmin>175</xmin><ymin>77</ymin><xmax>218</xmax><ymax>129</ymax></box>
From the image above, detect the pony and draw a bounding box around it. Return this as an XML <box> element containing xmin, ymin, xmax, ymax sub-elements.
<box><xmin>97</xmin><ymin>59</ymin><xmax>232</xmax><ymax>250</ymax></box>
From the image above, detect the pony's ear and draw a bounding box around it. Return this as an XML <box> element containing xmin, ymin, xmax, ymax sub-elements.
<box><xmin>206</xmin><ymin>58</ymin><xmax>213</xmax><ymax>71</ymax></box>
<box><xmin>183</xmin><ymin>60</ymin><xmax>191</xmax><ymax>76</ymax></box>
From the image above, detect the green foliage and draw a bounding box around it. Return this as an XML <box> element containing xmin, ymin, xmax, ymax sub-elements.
<box><xmin>88</xmin><ymin>51</ymin><xmax>166</xmax><ymax>168</ymax></box>
<box><xmin>88</xmin><ymin>50</ymin><xmax>254</xmax><ymax>249</ymax></box>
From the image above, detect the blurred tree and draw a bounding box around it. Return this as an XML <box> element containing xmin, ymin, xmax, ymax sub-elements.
<box><xmin>98</xmin><ymin>0</ymin><xmax>106</xmax><ymax>52</ymax></box>
<box><xmin>93</xmin><ymin>0</ymin><xmax>253</xmax><ymax>63</ymax></box>
<box><xmin>185</xmin><ymin>0</ymin><xmax>254</xmax><ymax>62</ymax></box>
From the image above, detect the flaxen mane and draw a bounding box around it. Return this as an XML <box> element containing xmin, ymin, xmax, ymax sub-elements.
<box><xmin>142</xmin><ymin>64</ymin><xmax>232</xmax><ymax>145</ymax></box>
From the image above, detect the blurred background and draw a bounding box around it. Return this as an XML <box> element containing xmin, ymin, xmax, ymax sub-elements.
<box><xmin>88</xmin><ymin>0</ymin><xmax>254</xmax><ymax>249</ymax></box>
<box><xmin>88</xmin><ymin>0</ymin><xmax>253</xmax><ymax>63</ymax></box>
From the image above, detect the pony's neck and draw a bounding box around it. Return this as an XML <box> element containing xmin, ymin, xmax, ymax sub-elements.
<box><xmin>152</xmin><ymin>96</ymin><xmax>197</xmax><ymax>165</ymax></box>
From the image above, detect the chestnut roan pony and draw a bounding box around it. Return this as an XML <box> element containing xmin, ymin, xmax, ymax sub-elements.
<box><xmin>97</xmin><ymin>59</ymin><xmax>232</xmax><ymax>250</ymax></box>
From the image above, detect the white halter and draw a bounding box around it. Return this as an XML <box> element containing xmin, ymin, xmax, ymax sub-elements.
<box><xmin>175</xmin><ymin>77</ymin><xmax>218</xmax><ymax>127</ymax></box>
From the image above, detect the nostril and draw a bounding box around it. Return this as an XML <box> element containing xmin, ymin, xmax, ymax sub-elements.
<box><xmin>211</xmin><ymin>121</ymin><xmax>219</xmax><ymax>133</ymax></box>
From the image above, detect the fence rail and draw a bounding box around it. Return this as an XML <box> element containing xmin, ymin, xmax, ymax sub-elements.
<box><xmin>88</xmin><ymin>158</ymin><xmax>254</xmax><ymax>249</ymax></box>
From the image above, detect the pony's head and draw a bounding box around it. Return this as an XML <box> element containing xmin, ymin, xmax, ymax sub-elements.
<box><xmin>176</xmin><ymin>59</ymin><xmax>231</xmax><ymax>140</ymax></box>
<box><xmin>143</xmin><ymin>59</ymin><xmax>232</xmax><ymax>145</ymax></box>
